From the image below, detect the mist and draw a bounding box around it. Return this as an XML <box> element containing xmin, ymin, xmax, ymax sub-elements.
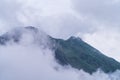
<box><xmin>0</xmin><ymin>29</ymin><xmax>120</xmax><ymax>80</ymax></box>
<box><xmin>0</xmin><ymin>0</ymin><xmax>120</xmax><ymax>61</ymax></box>
<box><xmin>0</xmin><ymin>0</ymin><xmax>120</xmax><ymax>79</ymax></box>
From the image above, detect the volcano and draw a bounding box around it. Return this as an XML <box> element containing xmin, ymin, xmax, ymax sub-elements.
<box><xmin>0</xmin><ymin>26</ymin><xmax>120</xmax><ymax>74</ymax></box>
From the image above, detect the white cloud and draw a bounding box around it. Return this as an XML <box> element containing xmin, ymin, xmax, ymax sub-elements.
<box><xmin>73</xmin><ymin>0</ymin><xmax>120</xmax><ymax>28</ymax></box>
<box><xmin>0</xmin><ymin>0</ymin><xmax>120</xmax><ymax>65</ymax></box>
<box><xmin>0</xmin><ymin>0</ymin><xmax>97</xmax><ymax>38</ymax></box>
<box><xmin>0</xmin><ymin>31</ymin><xmax>120</xmax><ymax>80</ymax></box>
<box><xmin>0</xmin><ymin>0</ymin><xmax>120</xmax><ymax>79</ymax></box>
<box><xmin>79</xmin><ymin>28</ymin><xmax>120</xmax><ymax>62</ymax></box>
<box><xmin>71</xmin><ymin>0</ymin><xmax>120</xmax><ymax>61</ymax></box>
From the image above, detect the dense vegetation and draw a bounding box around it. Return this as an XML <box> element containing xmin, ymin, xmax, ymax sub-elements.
<box><xmin>51</xmin><ymin>37</ymin><xmax>120</xmax><ymax>74</ymax></box>
<box><xmin>0</xmin><ymin>26</ymin><xmax>120</xmax><ymax>74</ymax></box>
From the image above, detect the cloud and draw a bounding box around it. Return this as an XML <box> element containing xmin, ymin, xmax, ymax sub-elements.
<box><xmin>72</xmin><ymin>0</ymin><xmax>120</xmax><ymax>26</ymax></box>
<box><xmin>0</xmin><ymin>0</ymin><xmax>120</xmax><ymax>79</ymax></box>
<box><xmin>77</xmin><ymin>27</ymin><xmax>120</xmax><ymax>62</ymax></box>
<box><xmin>0</xmin><ymin>0</ymin><xmax>97</xmax><ymax>38</ymax></box>
<box><xmin>0</xmin><ymin>0</ymin><xmax>120</xmax><ymax>64</ymax></box>
<box><xmin>71</xmin><ymin>0</ymin><xmax>120</xmax><ymax>62</ymax></box>
<box><xmin>0</xmin><ymin>30</ymin><xmax>120</xmax><ymax>80</ymax></box>
<box><xmin>0</xmin><ymin>0</ymin><xmax>120</xmax><ymax>37</ymax></box>
<box><xmin>0</xmin><ymin>0</ymin><xmax>73</xmax><ymax>35</ymax></box>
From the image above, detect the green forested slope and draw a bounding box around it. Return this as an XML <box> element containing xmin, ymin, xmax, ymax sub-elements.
<box><xmin>52</xmin><ymin>37</ymin><xmax>120</xmax><ymax>74</ymax></box>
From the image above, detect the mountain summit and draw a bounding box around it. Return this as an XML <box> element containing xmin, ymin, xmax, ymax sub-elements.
<box><xmin>0</xmin><ymin>26</ymin><xmax>120</xmax><ymax>74</ymax></box>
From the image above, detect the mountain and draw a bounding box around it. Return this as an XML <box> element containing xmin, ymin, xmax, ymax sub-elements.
<box><xmin>0</xmin><ymin>26</ymin><xmax>38</xmax><ymax>45</ymax></box>
<box><xmin>51</xmin><ymin>37</ymin><xmax>120</xmax><ymax>74</ymax></box>
<box><xmin>0</xmin><ymin>26</ymin><xmax>120</xmax><ymax>74</ymax></box>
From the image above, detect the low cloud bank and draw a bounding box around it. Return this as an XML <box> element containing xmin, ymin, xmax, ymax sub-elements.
<box><xmin>0</xmin><ymin>30</ymin><xmax>120</xmax><ymax>80</ymax></box>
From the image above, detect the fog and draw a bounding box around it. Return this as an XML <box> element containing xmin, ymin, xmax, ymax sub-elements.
<box><xmin>0</xmin><ymin>29</ymin><xmax>120</xmax><ymax>80</ymax></box>
<box><xmin>0</xmin><ymin>0</ymin><xmax>120</xmax><ymax>61</ymax></box>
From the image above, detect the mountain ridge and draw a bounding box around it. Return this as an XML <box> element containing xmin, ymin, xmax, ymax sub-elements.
<box><xmin>0</xmin><ymin>26</ymin><xmax>120</xmax><ymax>74</ymax></box>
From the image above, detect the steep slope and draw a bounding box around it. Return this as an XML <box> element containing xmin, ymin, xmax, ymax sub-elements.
<box><xmin>51</xmin><ymin>36</ymin><xmax>120</xmax><ymax>74</ymax></box>
<box><xmin>0</xmin><ymin>26</ymin><xmax>120</xmax><ymax>74</ymax></box>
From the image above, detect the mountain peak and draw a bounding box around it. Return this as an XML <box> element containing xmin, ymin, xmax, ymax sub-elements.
<box><xmin>69</xmin><ymin>36</ymin><xmax>82</xmax><ymax>40</ymax></box>
<box><xmin>0</xmin><ymin>26</ymin><xmax>120</xmax><ymax>74</ymax></box>
<box><xmin>0</xmin><ymin>26</ymin><xmax>49</xmax><ymax>46</ymax></box>
<box><xmin>53</xmin><ymin>36</ymin><xmax>120</xmax><ymax>74</ymax></box>
<box><xmin>68</xmin><ymin>36</ymin><xmax>82</xmax><ymax>42</ymax></box>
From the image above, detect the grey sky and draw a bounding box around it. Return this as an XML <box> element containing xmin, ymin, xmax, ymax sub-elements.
<box><xmin>0</xmin><ymin>0</ymin><xmax>120</xmax><ymax>37</ymax></box>
<box><xmin>0</xmin><ymin>0</ymin><xmax>120</xmax><ymax>61</ymax></box>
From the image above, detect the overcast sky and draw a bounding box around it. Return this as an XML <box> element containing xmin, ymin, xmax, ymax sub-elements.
<box><xmin>0</xmin><ymin>0</ymin><xmax>120</xmax><ymax>61</ymax></box>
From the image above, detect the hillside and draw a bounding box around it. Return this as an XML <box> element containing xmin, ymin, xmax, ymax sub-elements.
<box><xmin>0</xmin><ymin>26</ymin><xmax>120</xmax><ymax>74</ymax></box>
<box><xmin>51</xmin><ymin>36</ymin><xmax>120</xmax><ymax>74</ymax></box>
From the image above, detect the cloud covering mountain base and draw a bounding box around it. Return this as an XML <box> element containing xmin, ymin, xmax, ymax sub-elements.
<box><xmin>0</xmin><ymin>31</ymin><xmax>120</xmax><ymax>80</ymax></box>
